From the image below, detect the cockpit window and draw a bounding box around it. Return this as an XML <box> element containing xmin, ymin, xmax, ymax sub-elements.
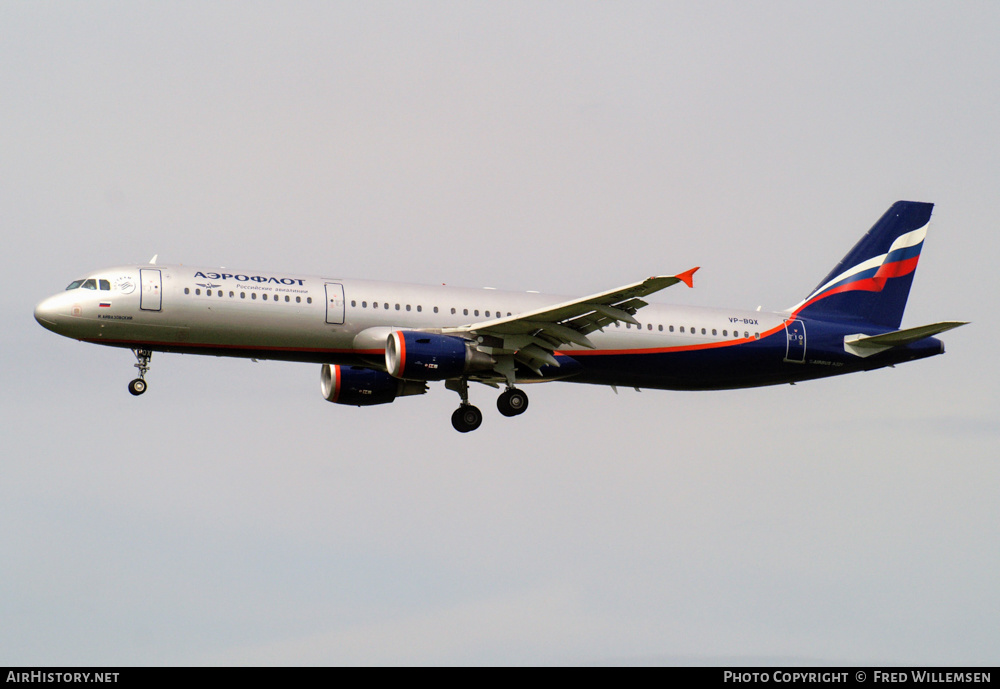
<box><xmin>99</xmin><ymin>280</ymin><xmax>111</xmax><ymax>291</ymax></box>
<box><xmin>66</xmin><ymin>280</ymin><xmax>85</xmax><ymax>290</ymax></box>
<box><xmin>81</xmin><ymin>279</ymin><xmax>97</xmax><ymax>290</ymax></box>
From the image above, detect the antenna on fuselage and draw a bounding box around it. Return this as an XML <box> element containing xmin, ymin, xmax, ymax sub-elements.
<box><xmin>149</xmin><ymin>254</ymin><xmax>158</xmax><ymax>265</ymax></box>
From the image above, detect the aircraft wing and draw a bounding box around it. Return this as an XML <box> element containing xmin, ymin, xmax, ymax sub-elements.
<box><xmin>441</xmin><ymin>268</ymin><xmax>698</xmax><ymax>372</ymax></box>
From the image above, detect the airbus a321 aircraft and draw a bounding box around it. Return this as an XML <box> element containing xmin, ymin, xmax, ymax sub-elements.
<box><xmin>35</xmin><ymin>201</ymin><xmax>965</xmax><ymax>432</ymax></box>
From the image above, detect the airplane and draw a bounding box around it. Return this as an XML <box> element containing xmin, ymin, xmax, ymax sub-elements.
<box><xmin>34</xmin><ymin>201</ymin><xmax>966</xmax><ymax>432</ymax></box>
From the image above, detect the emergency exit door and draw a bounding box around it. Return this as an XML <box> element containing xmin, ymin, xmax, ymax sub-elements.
<box><xmin>325</xmin><ymin>283</ymin><xmax>345</xmax><ymax>325</ymax></box>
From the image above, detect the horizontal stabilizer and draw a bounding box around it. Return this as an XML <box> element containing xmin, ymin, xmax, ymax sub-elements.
<box><xmin>844</xmin><ymin>321</ymin><xmax>967</xmax><ymax>357</ymax></box>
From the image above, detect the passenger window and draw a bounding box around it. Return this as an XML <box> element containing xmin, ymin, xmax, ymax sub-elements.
<box><xmin>451</xmin><ymin>308</ymin><xmax>456</xmax><ymax>315</ymax></box>
<box><xmin>285</xmin><ymin>295</ymin><xmax>290</xmax><ymax>302</ymax></box>
<box><xmin>296</xmin><ymin>296</ymin><xmax>301</xmax><ymax>303</ymax></box>
<box><xmin>723</xmin><ymin>330</ymin><xmax>727</xmax><ymax>336</ymax></box>
<box><xmin>647</xmin><ymin>324</ymin><xmax>652</xmax><ymax>330</ymax></box>
<box><xmin>251</xmin><ymin>293</ymin><xmax>256</xmax><ymax>299</ymax></box>
<box><xmin>658</xmin><ymin>325</ymin><xmax>663</xmax><ymax>332</ymax></box>
<box><xmin>184</xmin><ymin>288</ymin><xmax>190</xmax><ymax>295</ymax></box>
<box><xmin>195</xmin><ymin>289</ymin><xmax>201</xmax><ymax>295</ymax></box>
<box><xmin>701</xmin><ymin>328</ymin><xmax>706</xmax><ymax>335</ymax></box>
<box><xmin>100</xmin><ymin>280</ymin><xmax>111</xmax><ymax>290</ymax></box>
<box><xmin>417</xmin><ymin>305</ymin><xmax>422</xmax><ymax>312</ymax></box>
<box><xmin>384</xmin><ymin>303</ymin><xmax>388</xmax><ymax>310</ymax></box>
<box><xmin>680</xmin><ymin>326</ymin><xmax>685</xmax><ymax>333</ymax></box>
<box><xmin>229</xmin><ymin>291</ymin><xmax>234</xmax><ymax>298</ymax></box>
<box><xmin>669</xmin><ymin>325</ymin><xmax>674</xmax><ymax>332</ymax></box>
<box><xmin>395</xmin><ymin>304</ymin><xmax>400</xmax><ymax>310</ymax></box>
<box><xmin>463</xmin><ymin>309</ymin><xmax>469</xmax><ymax>316</ymax></box>
<box><xmin>406</xmin><ymin>304</ymin><xmax>411</xmax><ymax>311</ymax></box>
<box><xmin>485</xmin><ymin>311</ymin><xmax>490</xmax><ymax>318</ymax></box>
<box><xmin>207</xmin><ymin>290</ymin><xmax>213</xmax><ymax>297</ymax></box>
<box><xmin>351</xmin><ymin>300</ymin><xmax>356</xmax><ymax>307</ymax></box>
<box><xmin>307</xmin><ymin>297</ymin><xmax>312</xmax><ymax>304</ymax></box>
<box><xmin>712</xmin><ymin>329</ymin><xmax>717</xmax><ymax>336</ymax></box>
<box><xmin>433</xmin><ymin>306</ymin><xmax>438</xmax><ymax>313</ymax></box>
<box><xmin>262</xmin><ymin>293</ymin><xmax>267</xmax><ymax>300</ymax></box>
<box><xmin>744</xmin><ymin>331</ymin><xmax>749</xmax><ymax>338</ymax></box>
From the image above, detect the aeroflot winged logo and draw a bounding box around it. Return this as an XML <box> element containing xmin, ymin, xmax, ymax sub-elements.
<box><xmin>194</xmin><ymin>271</ymin><xmax>307</xmax><ymax>286</ymax></box>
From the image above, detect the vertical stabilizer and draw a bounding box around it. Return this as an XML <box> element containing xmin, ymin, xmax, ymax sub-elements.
<box><xmin>791</xmin><ymin>201</ymin><xmax>932</xmax><ymax>328</ymax></box>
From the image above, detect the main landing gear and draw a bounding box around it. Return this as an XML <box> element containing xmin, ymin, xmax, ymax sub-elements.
<box><xmin>451</xmin><ymin>405</ymin><xmax>483</xmax><ymax>433</ymax></box>
<box><xmin>497</xmin><ymin>387</ymin><xmax>529</xmax><ymax>417</ymax></box>
<box><xmin>128</xmin><ymin>348</ymin><xmax>152</xmax><ymax>396</ymax></box>
<box><xmin>446</xmin><ymin>378</ymin><xmax>481</xmax><ymax>433</ymax></box>
<box><xmin>446</xmin><ymin>379</ymin><xmax>529</xmax><ymax>432</ymax></box>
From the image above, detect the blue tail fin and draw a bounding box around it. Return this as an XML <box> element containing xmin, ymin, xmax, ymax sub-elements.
<box><xmin>791</xmin><ymin>201</ymin><xmax>933</xmax><ymax>328</ymax></box>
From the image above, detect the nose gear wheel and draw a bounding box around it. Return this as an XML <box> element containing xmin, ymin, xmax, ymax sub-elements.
<box><xmin>128</xmin><ymin>348</ymin><xmax>152</xmax><ymax>396</ymax></box>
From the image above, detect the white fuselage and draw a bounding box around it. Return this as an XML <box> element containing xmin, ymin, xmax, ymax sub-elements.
<box><xmin>35</xmin><ymin>263</ymin><xmax>783</xmax><ymax>377</ymax></box>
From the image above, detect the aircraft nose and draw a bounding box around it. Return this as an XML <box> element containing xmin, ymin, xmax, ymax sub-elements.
<box><xmin>34</xmin><ymin>296</ymin><xmax>60</xmax><ymax>330</ymax></box>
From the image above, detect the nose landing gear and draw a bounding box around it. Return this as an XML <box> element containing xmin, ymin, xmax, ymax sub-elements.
<box><xmin>128</xmin><ymin>348</ymin><xmax>152</xmax><ymax>396</ymax></box>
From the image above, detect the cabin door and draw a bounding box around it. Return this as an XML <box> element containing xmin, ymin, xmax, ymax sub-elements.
<box><xmin>783</xmin><ymin>319</ymin><xmax>806</xmax><ymax>363</ymax></box>
<box><xmin>139</xmin><ymin>269</ymin><xmax>162</xmax><ymax>312</ymax></box>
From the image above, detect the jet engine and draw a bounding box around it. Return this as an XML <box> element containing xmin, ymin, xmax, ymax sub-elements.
<box><xmin>321</xmin><ymin>364</ymin><xmax>427</xmax><ymax>406</ymax></box>
<box><xmin>385</xmin><ymin>331</ymin><xmax>495</xmax><ymax>381</ymax></box>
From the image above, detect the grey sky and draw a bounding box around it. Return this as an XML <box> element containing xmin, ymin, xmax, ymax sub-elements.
<box><xmin>2</xmin><ymin>2</ymin><xmax>997</xmax><ymax>665</ymax></box>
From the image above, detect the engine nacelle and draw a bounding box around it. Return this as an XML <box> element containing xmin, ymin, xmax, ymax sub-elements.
<box><xmin>385</xmin><ymin>330</ymin><xmax>495</xmax><ymax>381</ymax></box>
<box><xmin>321</xmin><ymin>364</ymin><xmax>427</xmax><ymax>406</ymax></box>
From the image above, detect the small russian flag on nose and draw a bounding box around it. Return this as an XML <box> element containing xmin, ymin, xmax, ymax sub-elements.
<box><xmin>99</xmin><ymin>302</ymin><xmax>112</xmax><ymax>308</ymax></box>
